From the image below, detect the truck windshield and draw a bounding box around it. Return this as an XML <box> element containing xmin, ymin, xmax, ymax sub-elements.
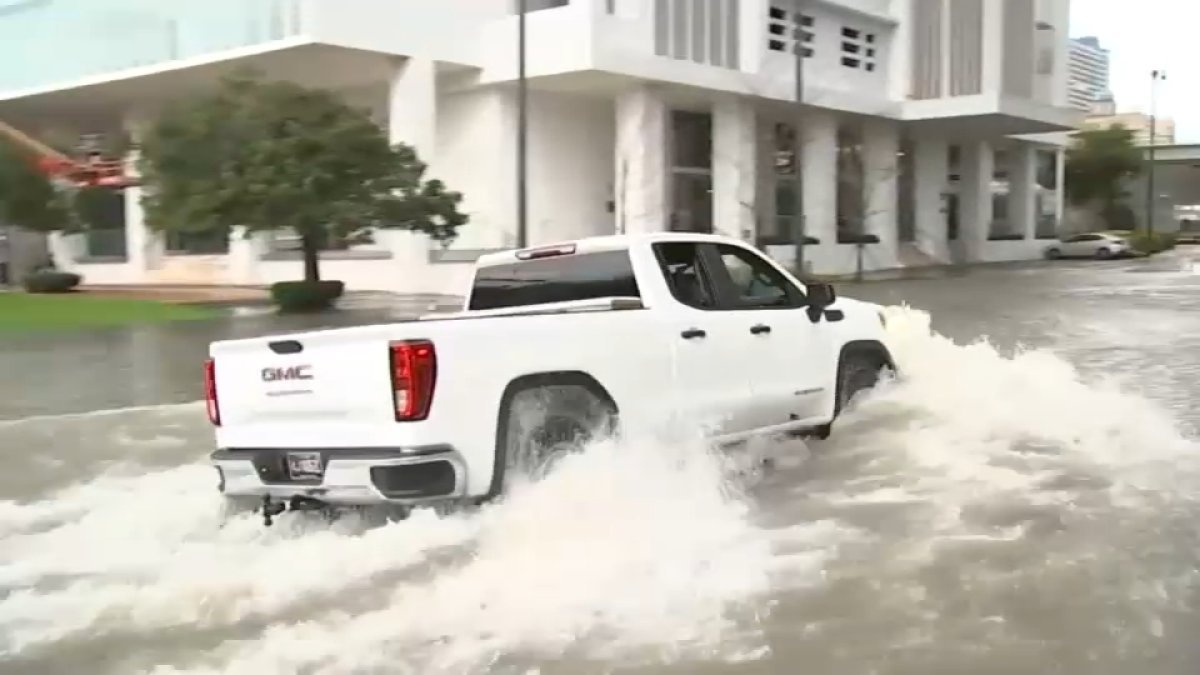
<box><xmin>468</xmin><ymin>250</ymin><xmax>641</xmax><ymax>310</ymax></box>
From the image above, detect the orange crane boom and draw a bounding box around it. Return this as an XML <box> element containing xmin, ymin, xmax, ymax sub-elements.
<box><xmin>0</xmin><ymin>118</ymin><xmax>136</xmax><ymax>188</ymax></box>
<box><xmin>0</xmin><ymin>117</ymin><xmax>68</xmax><ymax>161</ymax></box>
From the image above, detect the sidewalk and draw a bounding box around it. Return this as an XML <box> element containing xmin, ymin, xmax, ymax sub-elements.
<box><xmin>77</xmin><ymin>284</ymin><xmax>270</xmax><ymax>305</ymax></box>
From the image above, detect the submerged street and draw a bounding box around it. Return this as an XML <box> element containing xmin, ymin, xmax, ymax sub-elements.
<box><xmin>1</xmin><ymin>250</ymin><xmax>1198</xmax><ymax>675</ymax></box>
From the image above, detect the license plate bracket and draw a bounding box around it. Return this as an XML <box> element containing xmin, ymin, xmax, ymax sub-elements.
<box><xmin>285</xmin><ymin>451</ymin><xmax>324</xmax><ymax>480</ymax></box>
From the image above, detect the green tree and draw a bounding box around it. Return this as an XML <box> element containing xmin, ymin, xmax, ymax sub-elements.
<box><xmin>0</xmin><ymin>138</ymin><xmax>70</xmax><ymax>232</ymax></box>
<box><xmin>138</xmin><ymin>72</ymin><xmax>468</xmax><ymax>283</ymax></box>
<box><xmin>1065</xmin><ymin>125</ymin><xmax>1143</xmax><ymax>229</ymax></box>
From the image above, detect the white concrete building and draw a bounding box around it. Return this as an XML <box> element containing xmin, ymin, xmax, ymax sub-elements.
<box><xmin>1067</xmin><ymin>35</ymin><xmax>1111</xmax><ymax>113</ymax></box>
<box><xmin>0</xmin><ymin>0</ymin><xmax>1080</xmax><ymax>295</ymax></box>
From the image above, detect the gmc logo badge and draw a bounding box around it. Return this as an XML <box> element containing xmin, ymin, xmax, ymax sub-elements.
<box><xmin>262</xmin><ymin>365</ymin><xmax>313</xmax><ymax>382</ymax></box>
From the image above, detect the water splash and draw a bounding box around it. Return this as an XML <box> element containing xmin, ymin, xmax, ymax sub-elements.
<box><xmin>0</xmin><ymin>306</ymin><xmax>1197</xmax><ymax>675</ymax></box>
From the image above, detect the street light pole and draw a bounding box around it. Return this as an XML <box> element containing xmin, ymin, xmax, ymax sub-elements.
<box><xmin>516</xmin><ymin>0</ymin><xmax>530</xmax><ymax>249</ymax></box>
<box><xmin>791</xmin><ymin>1</ymin><xmax>808</xmax><ymax>274</ymax></box>
<box><xmin>1146</xmin><ymin>69</ymin><xmax>1166</xmax><ymax>236</ymax></box>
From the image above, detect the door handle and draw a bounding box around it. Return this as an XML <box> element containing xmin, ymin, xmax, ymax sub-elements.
<box><xmin>680</xmin><ymin>328</ymin><xmax>707</xmax><ymax>340</ymax></box>
<box><xmin>750</xmin><ymin>324</ymin><xmax>772</xmax><ymax>335</ymax></box>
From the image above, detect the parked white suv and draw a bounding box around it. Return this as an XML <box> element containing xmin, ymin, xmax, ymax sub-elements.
<box><xmin>204</xmin><ymin>233</ymin><xmax>895</xmax><ymax>524</ymax></box>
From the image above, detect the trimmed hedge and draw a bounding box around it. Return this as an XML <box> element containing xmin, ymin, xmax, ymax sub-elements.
<box><xmin>270</xmin><ymin>280</ymin><xmax>345</xmax><ymax>313</ymax></box>
<box><xmin>1103</xmin><ymin>230</ymin><xmax>1177</xmax><ymax>255</ymax></box>
<box><xmin>22</xmin><ymin>270</ymin><xmax>82</xmax><ymax>294</ymax></box>
<box><xmin>1127</xmin><ymin>231</ymin><xmax>1177</xmax><ymax>255</ymax></box>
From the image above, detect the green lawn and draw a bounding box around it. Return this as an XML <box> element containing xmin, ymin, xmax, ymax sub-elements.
<box><xmin>0</xmin><ymin>293</ymin><xmax>219</xmax><ymax>332</ymax></box>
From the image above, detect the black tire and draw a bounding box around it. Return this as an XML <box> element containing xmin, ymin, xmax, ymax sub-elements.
<box><xmin>498</xmin><ymin>384</ymin><xmax>617</xmax><ymax>492</ymax></box>
<box><xmin>1095</xmin><ymin>247</ymin><xmax>1113</xmax><ymax>259</ymax></box>
<box><xmin>813</xmin><ymin>351</ymin><xmax>890</xmax><ymax>439</ymax></box>
<box><xmin>1045</xmin><ymin>247</ymin><xmax>1062</xmax><ymax>260</ymax></box>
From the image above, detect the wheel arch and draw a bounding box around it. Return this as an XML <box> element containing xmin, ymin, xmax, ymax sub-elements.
<box><xmin>484</xmin><ymin>370</ymin><xmax>619</xmax><ymax>501</ymax></box>
<box><xmin>838</xmin><ymin>339</ymin><xmax>895</xmax><ymax>371</ymax></box>
<box><xmin>814</xmin><ymin>339</ymin><xmax>897</xmax><ymax>439</ymax></box>
<box><xmin>828</xmin><ymin>339</ymin><xmax>896</xmax><ymax>413</ymax></box>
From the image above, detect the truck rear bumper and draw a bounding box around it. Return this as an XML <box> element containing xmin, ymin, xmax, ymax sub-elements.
<box><xmin>211</xmin><ymin>445</ymin><xmax>470</xmax><ymax>506</ymax></box>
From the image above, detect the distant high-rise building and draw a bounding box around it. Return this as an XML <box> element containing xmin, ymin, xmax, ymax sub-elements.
<box><xmin>1068</xmin><ymin>36</ymin><xmax>1112</xmax><ymax>112</ymax></box>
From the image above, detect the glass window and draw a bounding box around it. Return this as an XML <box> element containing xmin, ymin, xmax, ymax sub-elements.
<box><xmin>653</xmin><ymin>242</ymin><xmax>717</xmax><ymax>309</ymax></box>
<box><xmin>774</xmin><ymin>122</ymin><xmax>796</xmax><ymax>175</ymax></box>
<box><xmin>670</xmin><ymin>173</ymin><xmax>713</xmax><ymax>233</ymax></box>
<box><xmin>166</xmin><ymin>229</ymin><xmax>230</xmax><ymax>255</ymax></box>
<box><xmin>714</xmin><ymin>244</ymin><xmax>801</xmax><ymax>308</ymax></box>
<box><xmin>671</xmin><ymin>111</ymin><xmax>712</xmax><ymax>170</ymax></box>
<box><xmin>836</xmin><ymin>124</ymin><xmax>865</xmax><ymax>243</ymax></box>
<box><xmin>0</xmin><ymin>0</ymin><xmax>306</xmax><ymax>92</ymax></box>
<box><xmin>468</xmin><ymin>250</ymin><xmax>640</xmax><ymax>310</ymax></box>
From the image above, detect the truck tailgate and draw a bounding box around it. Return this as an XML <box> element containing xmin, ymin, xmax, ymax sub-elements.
<box><xmin>209</xmin><ymin>326</ymin><xmax>403</xmax><ymax>428</ymax></box>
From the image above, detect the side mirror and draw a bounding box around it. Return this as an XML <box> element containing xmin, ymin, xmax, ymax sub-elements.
<box><xmin>807</xmin><ymin>282</ymin><xmax>837</xmax><ymax>309</ymax></box>
<box><xmin>805</xmin><ymin>282</ymin><xmax>837</xmax><ymax>323</ymax></box>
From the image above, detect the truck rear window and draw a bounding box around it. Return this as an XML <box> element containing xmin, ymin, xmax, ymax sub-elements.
<box><xmin>468</xmin><ymin>250</ymin><xmax>641</xmax><ymax>310</ymax></box>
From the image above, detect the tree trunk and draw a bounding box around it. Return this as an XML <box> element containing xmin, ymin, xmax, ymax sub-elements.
<box><xmin>300</xmin><ymin>233</ymin><xmax>321</xmax><ymax>282</ymax></box>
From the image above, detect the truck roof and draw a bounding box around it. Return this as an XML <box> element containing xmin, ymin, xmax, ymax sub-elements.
<box><xmin>474</xmin><ymin>232</ymin><xmax>741</xmax><ymax>268</ymax></box>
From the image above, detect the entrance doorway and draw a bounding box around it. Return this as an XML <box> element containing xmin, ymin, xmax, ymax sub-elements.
<box><xmin>668</xmin><ymin>110</ymin><xmax>714</xmax><ymax>234</ymax></box>
<box><xmin>670</xmin><ymin>171</ymin><xmax>713</xmax><ymax>233</ymax></box>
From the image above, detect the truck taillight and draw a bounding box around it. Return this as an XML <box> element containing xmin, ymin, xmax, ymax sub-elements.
<box><xmin>204</xmin><ymin>358</ymin><xmax>221</xmax><ymax>426</ymax></box>
<box><xmin>389</xmin><ymin>340</ymin><xmax>437</xmax><ymax>421</ymax></box>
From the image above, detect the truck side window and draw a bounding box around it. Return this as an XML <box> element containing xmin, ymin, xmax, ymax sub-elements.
<box><xmin>652</xmin><ymin>242</ymin><xmax>717</xmax><ymax>309</ymax></box>
<box><xmin>712</xmin><ymin>244</ymin><xmax>803</xmax><ymax>309</ymax></box>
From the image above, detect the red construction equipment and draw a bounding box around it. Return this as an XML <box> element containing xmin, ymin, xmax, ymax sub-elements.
<box><xmin>0</xmin><ymin>118</ymin><xmax>136</xmax><ymax>189</ymax></box>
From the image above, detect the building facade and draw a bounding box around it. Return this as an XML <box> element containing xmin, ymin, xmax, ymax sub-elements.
<box><xmin>0</xmin><ymin>0</ymin><xmax>1079</xmax><ymax>295</ymax></box>
<box><xmin>1067</xmin><ymin>35</ymin><xmax>1111</xmax><ymax>113</ymax></box>
<box><xmin>1081</xmin><ymin>111</ymin><xmax>1176</xmax><ymax>147</ymax></box>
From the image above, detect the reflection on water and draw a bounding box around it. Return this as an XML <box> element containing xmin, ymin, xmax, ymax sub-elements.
<box><xmin>0</xmin><ymin>310</ymin><xmax>399</xmax><ymax>421</ymax></box>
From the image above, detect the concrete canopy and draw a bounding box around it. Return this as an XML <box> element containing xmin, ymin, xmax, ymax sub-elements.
<box><xmin>902</xmin><ymin>93</ymin><xmax>1082</xmax><ymax>140</ymax></box>
<box><xmin>0</xmin><ymin>42</ymin><xmax>402</xmax><ymax>137</ymax></box>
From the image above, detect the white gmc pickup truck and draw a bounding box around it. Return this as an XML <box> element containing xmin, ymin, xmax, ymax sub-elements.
<box><xmin>205</xmin><ymin>233</ymin><xmax>895</xmax><ymax>524</ymax></box>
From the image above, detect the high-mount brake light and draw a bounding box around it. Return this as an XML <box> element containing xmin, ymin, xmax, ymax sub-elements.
<box><xmin>515</xmin><ymin>243</ymin><xmax>577</xmax><ymax>260</ymax></box>
<box><xmin>204</xmin><ymin>358</ymin><xmax>221</xmax><ymax>426</ymax></box>
<box><xmin>389</xmin><ymin>340</ymin><xmax>438</xmax><ymax>421</ymax></box>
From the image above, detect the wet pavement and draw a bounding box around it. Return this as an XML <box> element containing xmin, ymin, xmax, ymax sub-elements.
<box><xmin>0</xmin><ymin>249</ymin><xmax>1198</xmax><ymax>675</ymax></box>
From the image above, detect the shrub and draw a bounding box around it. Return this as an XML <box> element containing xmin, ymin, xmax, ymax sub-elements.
<box><xmin>1119</xmin><ymin>230</ymin><xmax>1178</xmax><ymax>255</ymax></box>
<box><xmin>22</xmin><ymin>270</ymin><xmax>82</xmax><ymax>294</ymax></box>
<box><xmin>270</xmin><ymin>280</ymin><xmax>345</xmax><ymax>313</ymax></box>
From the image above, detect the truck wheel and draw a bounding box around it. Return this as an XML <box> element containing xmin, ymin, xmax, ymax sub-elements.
<box><xmin>814</xmin><ymin>352</ymin><xmax>891</xmax><ymax>439</ymax></box>
<box><xmin>499</xmin><ymin>384</ymin><xmax>617</xmax><ymax>490</ymax></box>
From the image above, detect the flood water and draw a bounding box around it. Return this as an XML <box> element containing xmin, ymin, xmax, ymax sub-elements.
<box><xmin>0</xmin><ymin>252</ymin><xmax>1198</xmax><ymax>675</ymax></box>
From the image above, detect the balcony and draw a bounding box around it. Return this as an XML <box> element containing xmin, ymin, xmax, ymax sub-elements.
<box><xmin>0</xmin><ymin>0</ymin><xmax>306</xmax><ymax>96</ymax></box>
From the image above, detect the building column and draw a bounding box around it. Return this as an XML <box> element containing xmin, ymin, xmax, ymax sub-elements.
<box><xmin>712</xmin><ymin>96</ymin><xmax>756</xmax><ymax>241</ymax></box>
<box><xmin>387</xmin><ymin>57</ymin><xmax>437</xmax><ymax>161</ymax></box>
<box><xmin>1007</xmin><ymin>142</ymin><xmax>1037</xmax><ymax>240</ymax></box>
<box><xmin>913</xmin><ymin>136</ymin><xmax>951</xmax><ymax>263</ymax></box>
<box><xmin>1054</xmin><ymin>146</ymin><xmax>1066</xmax><ymax>234</ymax></box>
<box><xmin>958</xmin><ymin>139</ymin><xmax>994</xmax><ymax>262</ymax></box>
<box><xmin>614</xmin><ymin>84</ymin><xmax>669</xmax><ymax>235</ymax></box>
<box><xmin>862</xmin><ymin>119</ymin><xmax>900</xmax><ymax>268</ymax></box>
<box><xmin>388</xmin><ymin>57</ymin><xmax>438</xmax><ymax>260</ymax></box>
<box><xmin>123</xmin><ymin>117</ymin><xmax>160</xmax><ymax>273</ymax></box>
<box><xmin>801</xmin><ymin>108</ymin><xmax>838</xmax><ymax>255</ymax></box>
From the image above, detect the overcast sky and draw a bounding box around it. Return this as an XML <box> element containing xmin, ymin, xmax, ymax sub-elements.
<box><xmin>1070</xmin><ymin>0</ymin><xmax>1197</xmax><ymax>142</ymax></box>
